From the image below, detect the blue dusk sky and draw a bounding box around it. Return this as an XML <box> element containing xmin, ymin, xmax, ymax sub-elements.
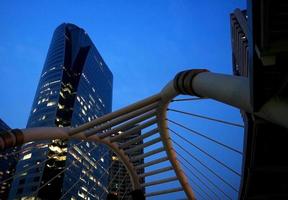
<box><xmin>0</xmin><ymin>1</ymin><xmax>246</xmax><ymax>199</ymax></box>
<box><xmin>0</xmin><ymin>0</ymin><xmax>245</xmax><ymax>128</ymax></box>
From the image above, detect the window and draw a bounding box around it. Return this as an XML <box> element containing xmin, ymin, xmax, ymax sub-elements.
<box><xmin>23</xmin><ymin>153</ymin><xmax>32</xmax><ymax>160</ymax></box>
<box><xmin>47</xmin><ymin>101</ymin><xmax>56</xmax><ymax>107</ymax></box>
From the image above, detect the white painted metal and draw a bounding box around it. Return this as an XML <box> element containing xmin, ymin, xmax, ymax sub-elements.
<box><xmin>2</xmin><ymin>69</ymin><xmax>287</xmax><ymax>200</ymax></box>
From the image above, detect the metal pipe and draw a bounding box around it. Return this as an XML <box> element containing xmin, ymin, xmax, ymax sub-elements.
<box><xmin>84</xmin><ymin>103</ymin><xmax>158</xmax><ymax>137</ymax></box>
<box><xmin>141</xmin><ymin>176</ymin><xmax>178</xmax><ymax>187</ymax></box>
<box><xmin>145</xmin><ymin>187</ymin><xmax>183</xmax><ymax>197</ymax></box>
<box><xmin>109</xmin><ymin>118</ymin><xmax>157</xmax><ymax>142</ymax></box>
<box><xmin>125</xmin><ymin>137</ymin><xmax>161</xmax><ymax>154</ymax></box>
<box><xmin>158</xmin><ymin>81</ymin><xmax>196</xmax><ymax>199</ymax></box>
<box><xmin>98</xmin><ymin>109</ymin><xmax>156</xmax><ymax>139</ymax></box>
<box><xmin>139</xmin><ymin>166</ymin><xmax>173</xmax><ymax>178</ymax></box>
<box><xmin>191</xmin><ymin>72</ymin><xmax>288</xmax><ymax>129</ymax></box>
<box><xmin>68</xmin><ymin>93</ymin><xmax>161</xmax><ymax>135</ymax></box>
<box><xmin>135</xmin><ymin>157</ymin><xmax>168</xmax><ymax>169</ymax></box>
<box><xmin>119</xmin><ymin>128</ymin><xmax>158</xmax><ymax>149</ymax></box>
<box><xmin>131</xmin><ymin>147</ymin><xmax>165</xmax><ymax>161</ymax></box>
<box><xmin>192</xmin><ymin>72</ymin><xmax>252</xmax><ymax>112</ymax></box>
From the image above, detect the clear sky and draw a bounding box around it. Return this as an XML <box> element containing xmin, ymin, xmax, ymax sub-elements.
<box><xmin>0</xmin><ymin>0</ymin><xmax>245</xmax><ymax>128</ymax></box>
<box><xmin>0</xmin><ymin>1</ymin><xmax>246</xmax><ymax>199</ymax></box>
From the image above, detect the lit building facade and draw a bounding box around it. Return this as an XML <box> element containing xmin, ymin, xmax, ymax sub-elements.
<box><xmin>0</xmin><ymin>119</ymin><xmax>19</xmax><ymax>199</ymax></box>
<box><xmin>8</xmin><ymin>23</ymin><xmax>113</xmax><ymax>200</ymax></box>
<box><xmin>109</xmin><ymin>128</ymin><xmax>144</xmax><ymax>199</ymax></box>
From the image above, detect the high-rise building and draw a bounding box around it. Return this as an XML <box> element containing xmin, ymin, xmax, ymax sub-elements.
<box><xmin>8</xmin><ymin>23</ymin><xmax>113</xmax><ymax>200</ymax></box>
<box><xmin>108</xmin><ymin>128</ymin><xmax>144</xmax><ymax>200</ymax></box>
<box><xmin>0</xmin><ymin>119</ymin><xmax>20</xmax><ymax>199</ymax></box>
<box><xmin>230</xmin><ymin>9</ymin><xmax>248</xmax><ymax>77</ymax></box>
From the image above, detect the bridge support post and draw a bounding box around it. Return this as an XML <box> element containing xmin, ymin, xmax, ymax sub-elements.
<box><xmin>172</xmin><ymin>70</ymin><xmax>288</xmax><ymax>129</ymax></box>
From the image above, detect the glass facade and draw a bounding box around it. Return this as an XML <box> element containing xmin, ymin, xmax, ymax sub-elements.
<box><xmin>8</xmin><ymin>23</ymin><xmax>113</xmax><ymax>200</ymax></box>
<box><xmin>0</xmin><ymin>119</ymin><xmax>19</xmax><ymax>200</ymax></box>
<box><xmin>109</xmin><ymin>128</ymin><xmax>144</xmax><ymax>199</ymax></box>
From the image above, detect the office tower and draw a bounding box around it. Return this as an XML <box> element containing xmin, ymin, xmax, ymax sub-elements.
<box><xmin>9</xmin><ymin>23</ymin><xmax>113</xmax><ymax>200</ymax></box>
<box><xmin>0</xmin><ymin>119</ymin><xmax>20</xmax><ymax>199</ymax></box>
<box><xmin>108</xmin><ymin>128</ymin><xmax>144</xmax><ymax>200</ymax></box>
<box><xmin>230</xmin><ymin>9</ymin><xmax>248</xmax><ymax>77</ymax></box>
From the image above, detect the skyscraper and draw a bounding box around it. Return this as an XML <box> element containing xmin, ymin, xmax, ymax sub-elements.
<box><xmin>9</xmin><ymin>23</ymin><xmax>113</xmax><ymax>200</ymax></box>
<box><xmin>0</xmin><ymin>118</ymin><xmax>19</xmax><ymax>200</ymax></box>
<box><xmin>230</xmin><ymin>9</ymin><xmax>248</xmax><ymax>77</ymax></box>
<box><xmin>108</xmin><ymin>128</ymin><xmax>144</xmax><ymax>200</ymax></box>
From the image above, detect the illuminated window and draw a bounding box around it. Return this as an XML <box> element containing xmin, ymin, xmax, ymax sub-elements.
<box><xmin>23</xmin><ymin>153</ymin><xmax>32</xmax><ymax>160</ymax></box>
<box><xmin>60</xmin><ymin>91</ymin><xmax>65</xmax><ymax>98</ymax></box>
<box><xmin>63</xmin><ymin>87</ymin><xmax>72</xmax><ymax>94</ymax></box>
<box><xmin>58</xmin><ymin>103</ymin><xmax>64</xmax><ymax>109</ymax></box>
<box><xmin>100</xmin><ymin>157</ymin><xmax>104</xmax><ymax>162</ymax></box>
<box><xmin>112</xmin><ymin>156</ymin><xmax>118</xmax><ymax>161</ymax></box>
<box><xmin>20</xmin><ymin>197</ymin><xmax>35</xmax><ymax>200</ymax></box>
<box><xmin>47</xmin><ymin>101</ymin><xmax>56</xmax><ymax>107</ymax></box>
<box><xmin>32</xmin><ymin>108</ymin><xmax>37</xmax><ymax>113</ymax></box>
<box><xmin>42</xmin><ymin>115</ymin><xmax>46</xmax><ymax>120</ymax></box>
<box><xmin>78</xmin><ymin>191</ymin><xmax>85</xmax><ymax>198</ymax></box>
<box><xmin>81</xmin><ymin>186</ymin><xmax>88</xmax><ymax>192</ymax></box>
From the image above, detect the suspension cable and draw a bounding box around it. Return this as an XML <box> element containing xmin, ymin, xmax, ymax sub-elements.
<box><xmin>182</xmin><ymin>170</ymin><xmax>212</xmax><ymax>200</ymax></box>
<box><xmin>99</xmin><ymin>166</ymin><xmax>122</xmax><ymax>199</ymax></box>
<box><xmin>168</xmin><ymin>108</ymin><xmax>244</xmax><ymax>128</ymax></box>
<box><xmin>85</xmin><ymin>156</ymin><xmax>116</xmax><ymax>200</ymax></box>
<box><xmin>171</xmin><ymin>97</ymin><xmax>205</xmax><ymax>102</ymax></box>
<box><xmin>0</xmin><ymin>140</ymin><xmax>84</xmax><ymax>185</ymax></box>
<box><xmin>59</xmin><ymin>149</ymin><xmax>111</xmax><ymax>200</ymax></box>
<box><xmin>0</xmin><ymin>143</ymin><xmax>48</xmax><ymax>158</ymax></box>
<box><xmin>176</xmin><ymin>157</ymin><xmax>222</xmax><ymax>199</ymax></box>
<box><xmin>169</xmin><ymin>128</ymin><xmax>241</xmax><ymax>176</ymax></box>
<box><xmin>168</xmin><ymin>119</ymin><xmax>242</xmax><ymax>155</ymax></box>
<box><xmin>172</xmin><ymin>139</ymin><xmax>239</xmax><ymax>192</ymax></box>
<box><xmin>115</xmin><ymin>174</ymin><xmax>128</xmax><ymax>194</ymax></box>
<box><xmin>176</xmin><ymin>152</ymin><xmax>232</xmax><ymax>200</ymax></box>
<box><xmin>120</xmin><ymin>182</ymin><xmax>131</xmax><ymax>200</ymax></box>
<box><xmin>33</xmin><ymin>142</ymin><xmax>100</xmax><ymax>197</ymax></box>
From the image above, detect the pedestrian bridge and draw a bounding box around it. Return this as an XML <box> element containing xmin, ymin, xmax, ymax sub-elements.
<box><xmin>1</xmin><ymin>68</ymin><xmax>287</xmax><ymax>200</ymax></box>
<box><xmin>2</xmin><ymin>1</ymin><xmax>288</xmax><ymax>199</ymax></box>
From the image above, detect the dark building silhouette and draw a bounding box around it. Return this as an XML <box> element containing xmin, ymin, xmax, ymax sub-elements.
<box><xmin>9</xmin><ymin>23</ymin><xmax>113</xmax><ymax>200</ymax></box>
<box><xmin>230</xmin><ymin>9</ymin><xmax>248</xmax><ymax>77</ymax></box>
<box><xmin>231</xmin><ymin>3</ymin><xmax>288</xmax><ymax>198</ymax></box>
<box><xmin>0</xmin><ymin>119</ymin><xmax>20</xmax><ymax>200</ymax></box>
